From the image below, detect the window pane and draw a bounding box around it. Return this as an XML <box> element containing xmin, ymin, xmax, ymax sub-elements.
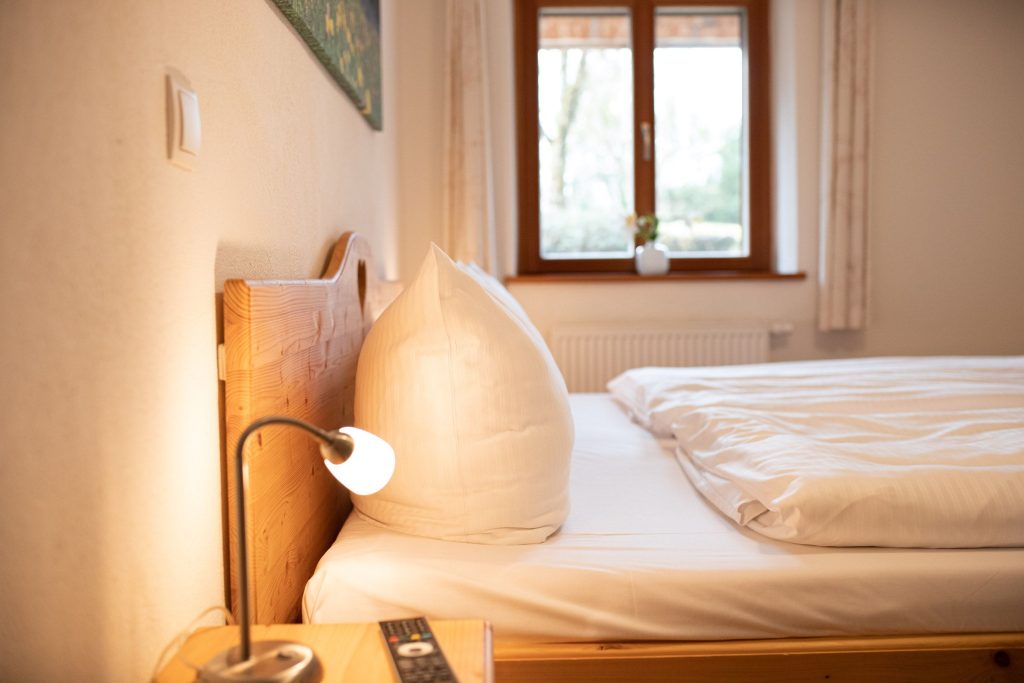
<box><xmin>654</xmin><ymin>11</ymin><xmax>746</xmax><ymax>256</ymax></box>
<box><xmin>538</xmin><ymin>10</ymin><xmax>633</xmax><ymax>258</ymax></box>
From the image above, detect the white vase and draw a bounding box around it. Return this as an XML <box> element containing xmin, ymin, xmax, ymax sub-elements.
<box><xmin>635</xmin><ymin>242</ymin><xmax>670</xmax><ymax>275</ymax></box>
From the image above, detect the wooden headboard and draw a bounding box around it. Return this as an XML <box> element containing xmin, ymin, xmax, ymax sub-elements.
<box><xmin>222</xmin><ymin>232</ymin><xmax>381</xmax><ymax>624</ymax></box>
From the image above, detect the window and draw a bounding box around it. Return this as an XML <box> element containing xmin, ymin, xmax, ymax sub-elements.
<box><xmin>514</xmin><ymin>0</ymin><xmax>772</xmax><ymax>274</ymax></box>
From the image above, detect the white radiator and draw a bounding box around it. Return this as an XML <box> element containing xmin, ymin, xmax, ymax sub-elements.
<box><xmin>549</xmin><ymin>322</ymin><xmax>771</xmax><ymax>392</ymax></box>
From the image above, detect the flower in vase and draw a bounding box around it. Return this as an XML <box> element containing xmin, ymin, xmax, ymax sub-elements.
<box><xmin>626</xmin><ymin>212</ymin><xmax>660</xmax><ymax>244</ymax></box>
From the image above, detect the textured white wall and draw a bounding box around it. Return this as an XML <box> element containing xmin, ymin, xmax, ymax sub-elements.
<box><xmin>867</xmin><ymin>0</ymin><xmax>1024</xmax><ymax>353</ymax></box>
<box><xmin>0</xmin><ymin>1</ymin><xmax>397</xmax><ymax>680</ymax></box>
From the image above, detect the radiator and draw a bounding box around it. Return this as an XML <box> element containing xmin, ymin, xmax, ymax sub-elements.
<box><xmin>549</xmin><ymin>322</ymin><xmax>771</xmax><ymax>392</ymax></box>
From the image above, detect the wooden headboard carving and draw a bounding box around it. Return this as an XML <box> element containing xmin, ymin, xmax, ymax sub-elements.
<box><xmin>222</xmin><ymin>232</ymin><xmax>379</xmax><ymax>624</ymax></box>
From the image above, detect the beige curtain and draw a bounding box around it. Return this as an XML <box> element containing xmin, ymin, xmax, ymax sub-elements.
<box><xmin>442</xmin><ymin>0</ymin><xmax>497</xmax><ymax>273</ymax></box>
<box><xmin>818</xmin><ymin>0</ymin><xmax>873</xmax><ymax>331</ymax></box>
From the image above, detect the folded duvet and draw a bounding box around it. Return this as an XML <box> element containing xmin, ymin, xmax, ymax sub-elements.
<box><xmin>609</xmin><ymin>356</ymin><xmax>1024</xmax><ymax>548</ymax></box>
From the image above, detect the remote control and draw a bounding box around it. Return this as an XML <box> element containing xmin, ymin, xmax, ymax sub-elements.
<box><xmin>379</xmin><ymin>616</ymin><xmax>459</xmax><ymax>683</ymax></box>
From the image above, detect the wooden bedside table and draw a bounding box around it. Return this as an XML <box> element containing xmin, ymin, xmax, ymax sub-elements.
<box><xmin>154</xmin><ymin>620</ymin><xmax>493</xmax><ymax>682</ymax></box>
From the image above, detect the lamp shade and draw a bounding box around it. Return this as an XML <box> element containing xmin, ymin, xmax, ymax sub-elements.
<box><xmin>322</xmin><ymin>426</ymin><xmax>395</xmax><ymax>495</ymax></box>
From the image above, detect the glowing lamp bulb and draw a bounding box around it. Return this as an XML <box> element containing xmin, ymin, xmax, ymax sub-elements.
<box><xmin>322</xmin><ymin>427</ymin><xmax>395</xmax><ymax>495</ymax></box>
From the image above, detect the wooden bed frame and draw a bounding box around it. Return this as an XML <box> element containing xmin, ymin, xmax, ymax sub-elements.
<box><xmin>221</xmin><ymin>233</ymin><xmax>1023</xmax><ymax>682</ymax></box>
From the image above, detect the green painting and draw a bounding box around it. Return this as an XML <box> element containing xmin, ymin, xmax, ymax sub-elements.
<box><xmin>271</xmin><ymin>0</ymin><xmax>382</xmax><ymax>130</ymax></box>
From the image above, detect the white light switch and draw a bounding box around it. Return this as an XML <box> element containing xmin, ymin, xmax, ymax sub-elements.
<box><xmin>166</xmin><ymin>69</ymin><xmax>200</xmax><ymax>170</ymax></box>
<box><xmin>178</xmin><ymin>88</ymin><xmax>201</xmax><ymax>155</ymax></box>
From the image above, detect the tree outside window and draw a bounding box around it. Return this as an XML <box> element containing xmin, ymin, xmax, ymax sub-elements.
<box><xmin>516</xmin><ymin>0</ymin><xmax>772</xmax><ymax>275</ymax></box>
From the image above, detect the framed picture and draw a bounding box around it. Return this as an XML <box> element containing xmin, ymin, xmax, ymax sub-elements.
<box><xmin>271</xmin><ymin>0</ymin><xmax>383</xmax><ymax>130</ymax></box>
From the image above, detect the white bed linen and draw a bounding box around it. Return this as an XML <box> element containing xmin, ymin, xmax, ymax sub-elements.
<box><xmin>303</xmin><ymin>394</ymin><xmax>1024</xmax><ymax>641</ymax></box>
<box><xmin>609</xmin><ymin>357</ymin><xmax>1024</xmax><ymax>548</ymax></box>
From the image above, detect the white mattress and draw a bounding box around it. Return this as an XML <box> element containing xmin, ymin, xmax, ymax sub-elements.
<box><xmin>303</xmin><ymin>394</ymin><xmax>1024</xmax><ymax>641</ymax></box>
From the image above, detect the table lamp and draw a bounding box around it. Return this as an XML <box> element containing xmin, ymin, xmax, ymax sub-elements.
<box><xmin>199</xmin><ymin>416</ymin><xmax>395</xmax><ymax>682</ymax></box>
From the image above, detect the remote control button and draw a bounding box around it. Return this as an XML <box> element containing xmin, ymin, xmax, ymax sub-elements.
<box><xmin>397</xmin><ymin>641</ymin><xmax>435</xmax><ymax>658</ymax></box>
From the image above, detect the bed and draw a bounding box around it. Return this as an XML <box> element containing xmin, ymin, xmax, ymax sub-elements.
<box><xmin>221</xmin><ymin>233</ymin><xmax>1024</xmax><ymax>682</ymax></box>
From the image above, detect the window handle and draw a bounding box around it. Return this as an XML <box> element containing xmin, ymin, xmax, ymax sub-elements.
<box><xmin>640</xmin><ymin>121</ymin><xmax>653</xmax><ymax>161</ymax></box>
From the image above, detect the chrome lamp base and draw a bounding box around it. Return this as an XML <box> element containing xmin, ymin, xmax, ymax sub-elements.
<box><xmin>198</xmin><ymin>641</ymin><xmax>321</xmax><ymax>683</ymax></box>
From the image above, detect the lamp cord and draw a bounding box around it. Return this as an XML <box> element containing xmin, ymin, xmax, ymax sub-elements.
<box><xmin>150</xmin><ymin>605</ymin><xmax>236</xmax><ymax>681</ymax></box>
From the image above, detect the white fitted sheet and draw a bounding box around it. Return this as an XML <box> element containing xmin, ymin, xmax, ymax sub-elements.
<box><xmin>303</xmin><ymin>394</ymin><xmax>1024</xmax><ymax>641</ymax></box>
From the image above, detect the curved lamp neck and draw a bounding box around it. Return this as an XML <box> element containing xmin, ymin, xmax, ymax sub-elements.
<box><xmin>232</xmin><ymin>416</ymin><xmax>354</xmax><ymax>661</ymax></box>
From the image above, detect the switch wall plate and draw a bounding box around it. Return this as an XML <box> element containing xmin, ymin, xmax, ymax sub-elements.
<box><xmin>166</xmin><ymin>68</ymin><xmax>200</xmax><ymax>170</ymax></box>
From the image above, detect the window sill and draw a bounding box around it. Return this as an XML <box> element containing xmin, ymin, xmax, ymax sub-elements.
<box><xmin>506</xmin><ymin>271</ymin><xmax>806</xmax><ymax>284</ymax></box>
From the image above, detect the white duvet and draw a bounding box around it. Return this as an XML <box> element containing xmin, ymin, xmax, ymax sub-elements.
<box><xmin>609</xmin><ymin>356</ymin><xmax>1024</xmax><ymax>548</ymax></box>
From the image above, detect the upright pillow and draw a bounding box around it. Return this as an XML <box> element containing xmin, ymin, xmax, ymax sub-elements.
<box><xmin>457</xmin><ymin>261</ymin><xmax>532</xmax><ymax>324</ymax></box>
<box><xmin>456</xmin><ymin>260</ymin><xmax>550</xmax><ymax>351</ymax></box>
<box><xmin>352</xmin><ymin>245</ymin><xmax>573</xmax><ymax>544</ymax></box>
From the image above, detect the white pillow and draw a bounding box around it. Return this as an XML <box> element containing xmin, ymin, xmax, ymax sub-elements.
<box><xmin>457</xmin><ymin>261</ymin><xmax>532</xmax><ymax>325</ymax></box>
<box><xmin>352</xmin><ymin>245</ymin><xmax>573</xmax><ymax>544</ymax></box>
<box><xmin>455</xmin><ymin>260</ymin><xmax>553</xmax><ymax>352</ymax></box>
